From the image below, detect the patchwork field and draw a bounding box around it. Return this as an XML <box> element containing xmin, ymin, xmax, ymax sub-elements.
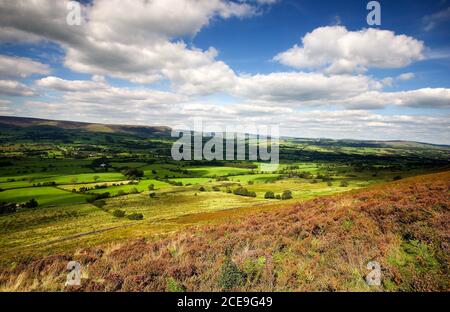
<box><xmin>0</xmin><ymin>116</ymin><xmax>449</xmax><ymax>291</ymax></box>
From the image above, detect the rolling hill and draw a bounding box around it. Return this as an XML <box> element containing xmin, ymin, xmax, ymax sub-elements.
<box><xmin>0</xmin><ymin>116</ymin><xmax>172</xmax><ymax>139</ymax></box>
<box><xmin>1</xmin><ymin>171</ymin><xmax>448</xmax><ymax>291</ymax></box>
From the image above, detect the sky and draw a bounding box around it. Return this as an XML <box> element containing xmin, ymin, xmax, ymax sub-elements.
<box><xmin>0</xmin><ymin>0</ymin><xmax>449</xmax><ymax>144</ymax></box>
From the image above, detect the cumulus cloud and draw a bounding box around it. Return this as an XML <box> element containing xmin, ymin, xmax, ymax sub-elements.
<box><xmin>0</xmin><ymin>80</ymin><xmax>35</xmax><ymax>96</ymax></box>
<box><xmin>321</xmin><ymin>88</ymin><xmax>450</xmax><ymax>110</ymax></box>
<box><xmin>273</xmin><ymin>26</ymin><xmax>425</xmax><ymax>74</ymax></box>
<box><xmin>36</xmin><ymin>76</ymin><xmax>107</xmax><ymax>92</ymax></box>
<box><xmin>233</xmin><ymin>72</ymin><xmax>382</xmax><ymax>102</ymax></box>
<box><xmin>35</xmin><ymin>76</ymin><xmax>187</xmax><ymax>106</ymax></box>
<box><xmin>0</xmin><ymin>0</ymin><xmax>448</xmax><ymax>144</ymax></box>
<box><xmin>0</xmin><ymin>0</ymin><xmax>255</xmax><ymax>93</ymax></box>
<box><xmin>4</xmin><ymin>99</ymin><xmax>447</xmax><ymax>144</ymax></box>
<box><xmin>0</xmin><ymin>54</ymin><xmax>50</xmax><ymax>79</ymax></box>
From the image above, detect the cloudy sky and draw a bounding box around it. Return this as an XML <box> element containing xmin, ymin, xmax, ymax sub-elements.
<box><xmin>0</xmin><ymin>0</ymin><xmax>449</xmax><ymax>144</ymax></box>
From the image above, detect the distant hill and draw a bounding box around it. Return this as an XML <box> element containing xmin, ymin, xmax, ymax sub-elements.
<box><xmin>0</xmin><ymin>116</ymin><xmax>171</xmax><ymax>138</ymax></box>
<box><xmin>282</xmin><ymin>137</ymin><xmax>450</xmax><ymax>149</ymax></box>
<box><xmin>1</xmin><ymin>115</ymin><xmax>449</xmax><ymax>148</ymax></box>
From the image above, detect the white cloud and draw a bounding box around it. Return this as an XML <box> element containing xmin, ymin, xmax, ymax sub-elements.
<box><xmin>0</xmin><ymin>54</ymin><xmax>50</xmax><ymax>79</ymax></box>
<box><xmin>273</xmin><ymin>26</ymin><xmax>425</xmax><ymax>74</ymax></box>
<box><xmin>0</xmin><ymin>80</ymin><xmax>35</xmax><ymax>96</ymax></box>
<box><xmin>0</xmin><ymin>0</ymin><xmax>254</xmax><ymax>93</ymax></box>
<box><xmin>397</xmin><ymin>72</ymin><xmax>415</xmax><ymax>81</ymax></box>
<box><xmin>35</xmin><ymin>76</ymin><xmax>187</xmax><ymax>106</ymax></box>
<box><xmin>323</xmin><ymin>88</ymin><xmax>450</xmax><ymax>109</ymax></box>
<box><xmin>233</xmin><ymin>72</ymin><xmax>381</xmax><ymax>102</ymax></box>
<box><xmin>423</xmin><ymin>7</ymin><xmax>450</xmax><ymax>31</ymax></box>
<box><xmin>36</xmin><ymin>76</ymin><xmax>107</xmax><ymax>92</ymax></box>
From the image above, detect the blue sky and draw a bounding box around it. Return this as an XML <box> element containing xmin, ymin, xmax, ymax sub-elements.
<box><xmin>0</xmin><ymin>0</ymin><xmax>449</xmax><ymax>143</ymax></box>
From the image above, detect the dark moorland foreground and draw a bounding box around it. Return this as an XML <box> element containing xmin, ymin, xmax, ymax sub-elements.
<box><xmin>0</xmin><ymin>116</ymin><xmax>449</xmax><ymax>291</ymax></box>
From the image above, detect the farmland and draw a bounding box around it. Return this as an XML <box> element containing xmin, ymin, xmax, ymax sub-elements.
<box><xmin>0</xmin><ymin>116</ymin><xmax>449</xmax><ymax>291</ymax></box>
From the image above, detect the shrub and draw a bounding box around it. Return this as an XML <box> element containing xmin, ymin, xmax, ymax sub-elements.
<box><xmin>275</xmin><ymin>194</ymin><xmax>281</xmax><ymax>200</ymax></box>
<box><xmin>233</xmin><ymin>187</ymin><xmax>256</xmax><ymax>198</ymax></box>
<box><xmin>281</xmin><ymin>190</ymin><xmax>293</xmax><ymax>200</ymax></box>
<box><xmin>218</xmin><ymin>254</ymin><xmax>245</xmax><ymax>291</ymax></box>
<box><xmin>148</xmin><ymin>184</ymin><xmax>155</xmax><ymax>191</ymax></box>
<box><xmin>93</xmin><ymin>200</ymin><xmax>106</xmax><ymax>209</ymax></box>
<box><xmin>264</xmin><ymin>191</ymin><xmax>275</xmax><ymax>199</ymax></box>
<box><xmin>340</xmin><ymin>180</ymin><xmax>349</xmax><ymax>187</ymax></box>
<box><xmin>212</xmin><ymin>186</ymin><xmax>220</xmax><ymax>192</ymax></box>
<box><xmin>149</xmin><ymin>192</ymin><xmax>157</xmax><ymax>198</ymax></box>
<box><xmin>128</xmin><ymin>213</ymin><xmax>144</xmax><ymax>220</ymax></box>
<box><xmin>129</xmin><ymin>187</ymin><xmax>139</xmax><ymax>194</ymax></box>
<box><xmin>117</xmin><ymin>190</ymin><xmax>126</xmax><ymax>196</ymax></box>
<box><xmin>166</xmin><ymin>277</ymin><xmax>186</xmax><ymax>292</ymax></box>
<box><xmin>112</xmin><ymin>209</ymin><xmax>125</xmax><ymax>218</ymax></box>
<box><xmin>23</xmin><ymin>198</ymin><xmax>38</xmax><ymax>209</ymax></box>
<box><xmin>393</xmin><ymin>175</ymin><xmax>402</xmax><ymax>181</ymax></box>
<box><xmin>327</xmin><ymin>181</ymin><xmax>333</xmax><ymax>186</ymax></box>
<box><xmin>199</xmin><ymin>186</ymin><xmax>206</xmax><ymax>192</ymax></box>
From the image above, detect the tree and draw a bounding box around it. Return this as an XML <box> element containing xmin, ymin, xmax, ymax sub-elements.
<box><xmin>122</xmin><ymin>168</ymin><xmax>144</xmax><ymax>180</ymax></box>
<box><xmin>264</xmin><ymin>191</ymin><xmax>275</xmax><ymax>199</ymax></box>
<box><xmin>23</xmin><ymin>198</ymin><xmax>38</xmax><ymax>209</ymax></box>
<box><xmin>281</xmin><ymin>190</ymin><xmax>292</xmax><ymax>200</ymax></box>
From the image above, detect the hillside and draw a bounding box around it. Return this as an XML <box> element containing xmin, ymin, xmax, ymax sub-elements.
<box><xmin>1</xmin><ymin>116</ymin><xmax>449</xmax><ymax>149</ymax></box>
<box><xmin>0</xmin><ymin>116</ymin><xmax>171</xmax><ymax>138</ymax></box>
<box><xmin>1</xmin><ymin>171</ymin><xmax>448</xmax><ymax>292</ymax></box>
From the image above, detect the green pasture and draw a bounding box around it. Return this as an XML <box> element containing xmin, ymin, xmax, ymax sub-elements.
<box><xmin>0</xmin><ymin>187</ymin><xmax>87</xmax><ymax>206</ymax></box>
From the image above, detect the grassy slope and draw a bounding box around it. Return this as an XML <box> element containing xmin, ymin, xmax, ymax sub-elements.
<box><xmin>1</xmin><ymin>171</ymin><xmax>448</xmax><ymax>291</ymax></box>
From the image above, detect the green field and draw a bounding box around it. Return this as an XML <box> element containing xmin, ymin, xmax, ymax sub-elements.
<box><xmin>0</xmin><ymin>117</ymin><xmax>449</xmax><ymax>268</ymax></box>
<box><xmin>0</xmin><ymin>186</ymin><xmax>87</xmax><ymax>206</ymax></box>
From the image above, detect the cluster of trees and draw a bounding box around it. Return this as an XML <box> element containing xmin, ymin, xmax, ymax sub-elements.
<box><xmin>264</xmin><ymin>190</ymin><xmax>292</xmax><ymax>200</ymax></box>
<box><xmin>0</xmin><ymin>198</ymin><xmax>40</xmax><ymax>215</ymax></box>
<box><xmin>86</xmin><ymin>192</ymin><xmax>111</xmax><ymax>203</ymax></box>
<box><xmin>32</xmin><ymin>181</ymin><xmax>57</xmax><ymax>187</ymax></box>
<box><xmin>233</xmin><ymin>187</ymin><xmax>257</xmax><ymax>198</ymax></box>
<box><xmin>75</xmin><ymin>184</ymin><xmax>109</xmax><ymax>193</ymax></box>
<box><xmin>122</xmin><ymin>168</ymin><xmax>144</xmax><ymax>180</ymax></box>
<box><xmin>112</xmin><ymin>209</ymin><xmax>144</xmax><ymax>220</ymax></box>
